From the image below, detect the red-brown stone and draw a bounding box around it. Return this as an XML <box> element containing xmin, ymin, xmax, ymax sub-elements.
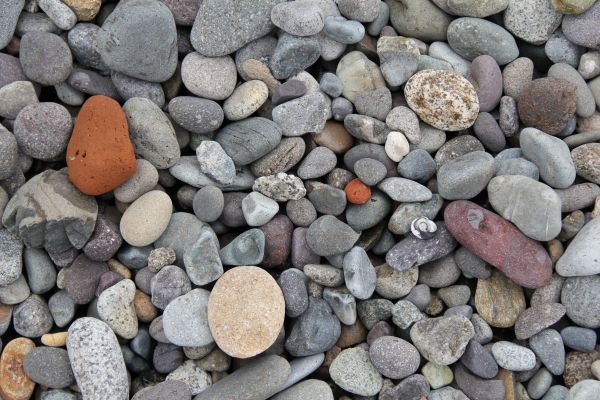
<box><xmin>444</xmin><ymin>200</ymin><xmax>552</xmax><ymax>289</ymax></box>
<box><xmin>66</xmin><ymin>95</ymin><xmax>137</xmax><ymax>195</ymax></box>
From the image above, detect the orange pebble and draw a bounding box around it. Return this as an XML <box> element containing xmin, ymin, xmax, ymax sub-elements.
<box><xmin>66</xmin><ymin>95</ymin><xmax>137</xmax><ymax>195</ymax></box>
<box><xmin>345</xmin><ymin>178</ymin><xmax>371</xmax><ymax>204</ymax></box>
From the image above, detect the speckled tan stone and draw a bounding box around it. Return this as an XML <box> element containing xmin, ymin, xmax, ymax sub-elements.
<box><xmin>62</xmin><ymin>0</ymin><xmax>101</xmax><ymax>21</ymax></box>
<box><xmin>41</xmin><ymin>332</ymin><xmax>68</xmax><ymax>347</ymax></box>
<box><xmin>207</xmin><ymin>266</ymin><xmax>285</xmax><ymax>358</ymax></box>
<box><xmin>404</xmin><ymin>69</ymin><xmax>479</xmax><ymax>131</ymax></box>
<box><xmin>0</xmin><ymin>338</ymin><xmax>36</xmax><ymax>400</ymax></box>
<box><xmin>134</xmin><ymin>290</ymin><xmax>158</xmax><ymax>323</ymax></box>
<box><xmin>475</xmin><ymin>270</ymin><xmax>526</xmax><ymax>328</ymax></box>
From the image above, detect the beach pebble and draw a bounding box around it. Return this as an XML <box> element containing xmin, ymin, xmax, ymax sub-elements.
<box><xmin>438</xmin><ymin>151</ymin><xmax>495</xmax><ymax>200</ymax></box>
<box><xmin>561</xmin><ymin>276</ymin><xmax>600</xmax><ymax>328</ymax></box>
<box><xmin>120</xmin><ymin>191</ymin><xmax>172</xmax><ymax>247</ymax></box>
<box><xmin>504</xmin><ymin>0</ymin><xmax>562</xmax><ymax>45</ymax></box>
<box><xmin>223</xmin><ymin>80</ymin><xmax>268</xmax><ymax>121</ymax></box>
<box><xmin>97</xmin><ymin>279</ymin><xmax>138</xmax><ymax>339</ymax></box>
<box><xmin>271</xmin><ymin>1</ymin><xmax>324</xmax><ymax>36</ymax></box>
<box><xmin>410</xmin><ymin>315</ymin><xmax>474</xmax><ymax>365</ymax></box>
<box><xmin>329</xmin><ymin>347</ymin><xmax>383</xmax><ymax>396</ymax></box>
<box><xmin>491</xmin><ymin>341</ymin><xmax>537</xmax><ymax>371</ymax></box>
<box><xmin>405</xmin><ymin>70</ymin><xmax>479</xmax><ymax>131</ymax></box>
<box><xmin>182</xmin><ymin>52</ymin><xmax>237</xmax><ymax>100</ymax></box>
<box><xmin>23</xmin><ymin>347</ymin><xmax>74</xmax><ymax>389</ymax></box>
<box><xmin>67</xmin><ymin>318</ymin><xmax>129</xmax><ymax>400</ymax></box>
<box><xmin>162</xmin><ymin>289</ymin><xmax>212</xmax><ymax>347</ymax></box>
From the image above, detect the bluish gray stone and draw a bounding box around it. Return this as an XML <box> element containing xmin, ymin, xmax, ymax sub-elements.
<box><xmin>270</xmin><ymin>33</ymin><xmax>320</xmax><ymax>80</ymax></box>
<box><xmin>306</xmin><ymin>215</ymin><xmax>360</xmax><ymax>257</ymax></box>
<box><xmin>13</xmin><ymin>294</ymin><xmax>53</xmax><ymax>337</ymax></box>
<box><xmin>216</xmin><ymin>117</ymin><xmax>282</xmax><ymax>166</ymax></box>
<box><xmin>397</xmin><ymin>149</ymin><xmax>436</xmax><ymax>183</ymax></box>
<box><xmin>219</xmin><ymin>228</ymin><xmax>265</xmax><ymax>266</ymax></box>
<box><xmin>278</xmin><ymin>268</ymin><xmax>309</xmax><ymax>318</ymax></box>
<box><xmin>345</xmin><ymin>190</ymin><xmax>392</xmax><ymax>231</ymax></box>
<box><xmin>561</xmin><ymin>275</ymin><xmax>600</xmax><ymax>328</ymax></box>
<box><xmin>270</xmin><ymin>1</ymin><xmax>324</xmax><ymax>36</ymax></box>
<box><xmin>324</xmin><ymin>16</ymin><xmax>365</xmax><ymax>44</ymax></box>
<box><xmin>272</xmin><ymin>92</ymin><xmax>329</xmax><ymax>137</ymax></box>
<box><xmin>447</xmin><ymin>17</ymin><xmax>519</xmax><ymax>65</ymax></box>
<box><xmin>285</xmin><ymin>297</ymin><xmax>341</xmax><ymax>357</ymax></box>
<box><xmin>0</xmin><ymin>0</ymin><xmax>25</xmax><ymax>49</ymax></box>
<box><xmin>19</xmin><ymin>31</ymin><xmax>73</xmax><ymax>86</ymax></box>
<box><xmin>97</xmin><ymin>0</ymin><xmax>177</xmax><ymax>82</ymax></box>
<box><xmin>437</xmin><ymin>151</ymin><xmax>495</xmax><ymax>200</ymax></box>
<box><xmin>545</xmin><ymin>30</ymin><xmax>585</xmax><ymax>69</ymax></box>
<box><xmin>343</xmin><ymin>246</ymin><xmax>376</xmax><ymax>300</ymax></box>
<box><xmin>183</xmin><ymin>227</ymin><xmax>223</xmax><ymax>286</ymax></box>
<box><xmin>377</xmin><ymin>177</ymin><xmax>432</xmax><ymax>202</ymax></box>
<box><xmin>163</xmin><ymin>289</ymin><xmax>213</xmax><ymax>347</ymax></box>
<box><xmin>560</xmin><ymin>326</ymin><xmax>597</xmax><ymax>352</ymax></box>
<box><xmin>169</xmin><ymin>97</ymin><xmax>224</xmax><ymax>134</ymax></box>
<box><xmin>67</xmin><ymin>23</ymin><xmax>108</xmax><ymax>71</ymax></box>
<box><xmin>48</xmin><ymin>290</ymin><xmax>76</xmax><ymax>328</ymax></box>
<box><xmin>24</xmin><ymin>347</ymin><xmax>75</xmax><ymax>389</ymax></box>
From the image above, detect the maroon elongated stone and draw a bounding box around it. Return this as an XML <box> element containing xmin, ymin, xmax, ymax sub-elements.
<box><xmin>444</xmin><ymin>200</ymin><xmax>552</xmax><ymax>289</ymax></box>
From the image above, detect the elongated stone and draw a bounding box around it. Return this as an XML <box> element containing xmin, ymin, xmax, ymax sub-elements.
<box><xmin>444</xmin><ymin>200</ymin><xmax>552</xmax><ymax>288</ymax></box>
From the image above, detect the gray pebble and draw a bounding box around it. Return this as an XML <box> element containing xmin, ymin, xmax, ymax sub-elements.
<box><xmin>13</xmin><ymin>293</ymin><xmax>52</xmax><ymax>338</ymax></box>
<box><xmin>286</xmin><ymin>198</ymin><xmax>317</xmax><ymax>227</ymax></box>
<box><xmin>545</xmin><ymin>30</ymin><xmax>585</xmax><ymax>68</ymax></box>
<box><xmin>0</xmin><ymin>274</ymin><xmax>30</xmax><ymax>304</ymax></box>
<box><xmin>331</xmin><ymin>97</ymin><xmax>353</xmax><ymax>121</ymax></box>
<box><xmin>270</xmin><ymin>33</ymin><xmax>320</xmax><ymax>80</ymax></box>
<box><xmin>397</xmin><ymin>149</ymin><xmax>436</xmax><ymax>183</ymax></box>
<box><xmin>13</xmin><ymin>102</ymin><xmax>72</xmax><ymax>160</ymax></box>
<box><xmin>0</xmin><ymin>81</ymin><xmax>38</xmax><ymax>120</ymax></box>
<box><xmin>24</xmin><ymin>347</ymin><xmax>75</xmax><ymax>389</ymax></box>
<box><xmin>190</xmin><ymin>0</ymin><xmax>282</xmax><ymax>57</ymax></box>
<box><xmin>354</xmin><ymin>87</ymin><xmax>392</xmax><ymax>121</ymax></box>
<box><xmin>561</xmin><ymin>275</ymin><xmax>600</xmax><ymax>328</ymax></box>
<box><xmin>271</xmin><ymin>1</ymin><xmax>324</xmax><ymax>36</ymax></box>
<box><xmin>438</xmin><ymin>151</ymin><xmax>495</xmax><ymax>200</ymax></box>
<box><xmin>377</xmin><ymin>177</ymin><xmax>432</xmax><ymax>202</ymax></box>
<box><xmin>434</xmin><ymin>135</ymin><xmax>485</xmax><ymax>168</ymax></box>
<box><xmin>324</xmin><ymin>16</ymin><xmax>365</xmax><ymax>44</ymax></box>
<box><xmin>323</xmin><ymin>287</ymin><xmax>356</xmax><ymax>325</ymax></box>
<box><xmin>118</xmin><ymin>245</ymin><xmax>153</xmax><ymax>270</ymax></box>
<box><xmin>273</xmin><ymin>79</ymin><xmax>308</xmax><ymax>106</ymax></box>
<box><xmin>181</xmin><ymin>52</ymin><xmax>237</xmax><ymax>100</ymax></box>
<box><xmin>392</xmin><ymin>299</ymin><xmax>424</xmax><ymax>329</ymax></box>
<box><xmin>345</xmin><ymin>114</ymin><xmax>389</xmax><ymax>144</ymax></box>
<box><xmin>285</xmin><ymin>297</ymin><xmax>341</xmax><ymax>356</ymax></box>
<box><xmin>163</xmin><ymin>289</ymin><xmax>213</xmax><ymax>347</ymax></box>
<box><xmin>24</xmin><ymin>247</ymin><xmax>56</xmax><ymax>294</ymax></box>
<box><xmin>447</xmin><ymin>17</ymin><xmax>519</xmax><ymax>65</ymax></box>
<box><xmin>460</xmin><ymin>339</ymin><xmax>499</xmax><ymax>379</ymax></box>
<box><xmin>20</xmin><ymin>31</ymin><xmax>72</xmax><ymax>86</ymax></box>
<box><xmin>520</xmin><ymin>127</ymin><xmax>576</xmax><ymax>189</ymax></box>
<box><xmin>67</xmin><ymin>67</ymin><xmax>120</xmax><ymax>98</ymax></box>
<box><xmin>529</xmin><ymin>329</ymin><xmax>565</xmax><ymax>375</ymax></box>
<box><xmin>319</xmin><ymin>72</ymin><xmax>343</xmax><ymax>98</ymax></box>
<box><xmin>491</xmin><ymin>341</ymin><xmax>536</xmax><ymax>371</ymax></box>
<box><xmin>560</xmin><ymin>326</ymin><xmax>597</xmax><ymax>353</ymax></box>
<box><xmin>503</xmin><ymin>0</ymin><xmax>562</xmax><ymax>45</ymax></box>
<box><xmin>196</xmin><ymin>141</ymin><xmax>235</xmax><ymax>185</ymax></box>
<box><xmin>111</xmin><ymin>72</ymin><xmax>165</xmax><ymax>108</ymax></box>
<box><xmin>219</xmin><ymin>228</ymin><xmax>265</xmax><ymax>265</ymax></box>
<box><xmin>410</xmin><ymin>315</ymin><xmax>474</xmax><ymax>365</ymax></box>
<box><xmin>454</xmin><ymin>246</ymin><xmax>491</xmax><ymax>279</ymax></box>
<box><xmin>193</xmin><ymin>186</ymin><xmax>224</xmax><ymax>223</ymax></box>
<box><xmin>419</xmin><ymin>254</ymin><xmax>462</xmax><ymax>288</ymax></box>
<box><xmin>184</xmin><ymin>227</ymin><xmax>223</xmax><ymax>286</ymax></box>
<box><xmin>48</xmin><ymin>290</ymin><xmax>75</xmax><ymax>328</ymax></box>
<box><xmin>0</xmin><ymin>53</ymin><xmax>27</xmax><ymax>89</ymax></box>
<box><xmin>548</xmin><ymin>63</ymin><xmax>596</xmax><ymax>118</ymax></box>
<box><xmin>473</xmin><ymin>113</ymin><xmax>506</xmax><ymax>153</ymax></box>
<box><xmin>170</xmin><ymin>97</ymin><xmax>224</xmax><ymax>135</ymax></box>
<box><xmin>345</xmin><ymin>190</ymin><xmax>391</xmax><ymax>231</ymax></box>
<box><xmin>150</xmin><ymin>265</ymin><xmax>192</xmax><ymax>309</ymax></box>
<box><xmin>123</xmin><ymin>97</ymin><xmax>180</xmax><ymax>169</ymax></box>
<box><xmin>330</xmin><ymin>347</ymin><xmax>383</xmax><ymax>396</ymax></box>
<box><xmin>0</xmin><ymin>0</ymin><xmax>24</xmax><ymax>48</ymax></box>
<box><xmin>273</xmin><ymin>92</ymin><xmax>329</xmax><ymax>137</ymax></box>
<box><xmin>278</xmin><ymin>268</ymin><xmax>309</xmax><ymax>318</ymax></box>
<box><xmin>499</xmin><ymin>95</ymin><xmax>519</xmax><ymax>137</ymax></box>
<box><xmin>306</xmin><ymin>215</ymin><xmax>360</xmax><ymax>257</ymax></box>
<box><xmin>562</xmin><ymin>0</ymin><xmax>600</xmax><ymax>49</ymax></box>
<box><xmin>354</xmin><ymin>158</ymin><xmax>387</xmax><ymax>186</ymax></box>
<box><xmin>235</xmin><ymin>36</ymin><xmax>278</xmax><ymax>81</ymax></box>
<box><xmin>542</xmin><ymin>386</ymin><xmax>569</xmax><ymax>400</ymax></box>
<box><xmin>216</xmin><ymin>117</ymin><xmax>282</xmax><ymax>166</ymax></box>
<box><xmin>0</xmin><ymin>228</ymin><xmax>22</xmax><ymax>286</ymax></box>
<box><xmin>528</xmin><ymin>368</ymin><xmax>552</xmax><ymax>399</ymax></box>
<box><xmin>67</xmin><ymin>23</ymin><xmax>108</xmax><ymax>71</ymax></box>
<box><xmin>344</xmin><ymin>246</ymin><xmax>376</xmax><ymax>300</ymax></box>
<box><xmin>97</xmin><ymin>0</ymin><xmax>177</xmax><ymax>82</ymax></box>
<box><xmin>297</xmin><ymin>146</ymin><xmax>337</xmax><ymax>179</ymax></box>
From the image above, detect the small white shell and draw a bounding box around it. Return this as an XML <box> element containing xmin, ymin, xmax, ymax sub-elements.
<box><xmin>411</xmin><ymin>217</ymin><xmax>437</xmax><ymax>239</ymax></box>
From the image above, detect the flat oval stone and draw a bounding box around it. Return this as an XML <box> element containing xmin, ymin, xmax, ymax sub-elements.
<box><xmin>251</xmin><ymin>137</ymin><xmax>305</xmax><ymax>177</ymax></box>
<box><xmin>168</xmin><ymin>97</ymin><xmax>224</xmax><ymax>134</ymax></box>
<box><xmin>454</xmin><ymin>364</ymin><xmax>505</xmax><ymax>400</ymax></box>
<box><xmin>336</xmin><ymin>51</ymin><xmax>386</xmax><ymax>103</ymax></box>
<box><xmin>23</xmin><ymin>347</ymin><xmax>74</xmax><ymax>389</ymax></box>
<box><xmin>216</xmin><ymin>117</ymin><xmax>282</xmax><ymax>166</ymax></box>
<box><xmin>409</xmin><ymin>315</ymin><xmax>475</xmax><ymax>365</ymax></box>
<box><xmin>518</xmin><ymin>78</ymin><xmax>577</xmax><ymax>135</ymax></box>
<box><xmin>491</xmin><ymin>341</ymin><xmax>536</xmax><ymax>371</ymax></box>
<box><xmin>488</xmin><ymin>175</ymin><xmax>562</xmax><ymax>241</ymax></box>
<box><xmin>437</xmin><ymin>151</ymin><xmax>495</xmax><ymax>200</ymax></box>
<box><xmin>208</xmin><ymin>266</ymin><xmax>285</xmax><ymax>358</ymax></box>
<box><xmin>223</xmin><ymin>80</ymin><xmax>268</xmax><ymax>121</ymax></box>
<box><xmin>195</xmin><ymin>355</ymin><xmax>290</xmax><ymax>400</ymax></box>
<box><xmin>561</xmin><ymin>276</ymin><xmax>600</xmax><ymax>328</ymax></box>
<box><xmin>447</xmin><ymin>17</ymin><xmax>519</xmax><ymax>65</ymax></box>
<box><xmin>119</xmin><ymin>190</ymin><xmax>173</xmax><ymax>247</ymax></box>
<box><xmin>329</xmin><ymin>347</ymin><xmax>383</xmax><ymax>396</ymax></box>
<box><xmin>181</xmin><ymin>52</ymin><xmax>237</xmax><ymax>100</ymax></box>
<box><xmin>556</xmin><ymin>218</ymin><xmax>600</xmax><ymax>276</ymax></box>
<box><xmin>285</xmin><ymin>297</ymin><xmax>341</xmax><ymax>356</ymax></box>
<box><xmin>0</xmin><ymin>338</ymin><xmax>36</xmax><ymax>400</ymax></box>
<box><xmin>385</xmin><ymin>222</ymin><xmax>457</xmax><ymax>272</ymax></box>
<box><xmin>123</xmin><ymin>97</ymin><xmax>180</xmax><ymax>169</ymax></box>
<box><xmin>444</xmin><ymin>200</ymin><xmax>553</xmax><ymax>288</ymax></box>
<box><xmin>562</xmin><ymin>0</ymin><xmax>600</xmax><ymax>48</ymax></box>
<box><xmin>67</xmin><ymin>95</ymin><xmax>136</xmax><ymax>195</ymax></box>
<box><xmin>19</xmin><ymin>31</ymin><xmax>73</xmax><ymax>86</ymax></box>
<box><xmin>97</xmin><ymin>279</ymin><xmax>138</xmax><ymax>339</ymax></box>
<box><xmin>572</xmin><ymin>143</ymin><xmax>600</xmax><ymax>184</ymax></box>
<box><xmin>272</xmin><ymin>379</ymin><xmax>334</xmax><ymax>400</ymax></box>
<box><xmin>190</xmin><ymin>0</ymin><xmax>282</xmax><ymax>57</ymax></box>
<box><xmin>404</xmin><ymin>69</ymin><xmax>479</xmax><ymax>131</ymax></box>
<box><xmin>520</xmin><ymin>127</ymin><xmax>577</xmax><ymax>189</ymax></box>
<box><xmin>96</xmin><ymin>0</ymin><xmax>177</xmax><ymax>82</ymax></box>
<box><xmin>67</xmin><ymin>318</ymin><xmax>128</xmax><ymax>400</ymax></box>
<box><xmin>306</xmin><ymin>215</ymin><xmax>360</xmax><ymax>257</ymax></box>
<box><xmin>474</xmin><ymin>269</ymin><xmax>526</xmax><ymax>328</ymax></box>
<box><xmin>162</xmin><ymin>289</ymin><xmax>212</xmax><ymax>347</ymax></box>
<box><xmin>369</xmin><ymin>336</ymin><xmax>420</xmax><ymax>379</ymax></box>
<box><xmin>514</xmin><ymin>303</ymin><xmax>566</xmax><ymax>340</ymax></box>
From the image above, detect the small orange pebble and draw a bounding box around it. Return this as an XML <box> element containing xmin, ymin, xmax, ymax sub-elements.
<box><xmin>345</xmin><ymin>178</ymin><xmax>371</xmax><ymax>204</ymax></box>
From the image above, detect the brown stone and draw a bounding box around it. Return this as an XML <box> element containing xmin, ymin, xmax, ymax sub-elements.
<box><xmin>517</xmin><ymin>78</ymin><xmax>577</xmax><ymax>135</ymax></box>
<box><xmin>496</xmin><ymin>369</ymin><xmax>516</xmax><ymax>400</ymax></box>
<box><xmin>425</xmin><ymin>294</ymin><xmax>444</xmax><ymax>316</ymax></box>
<box><xmin>0</xmin><ymin>304</ymin><xmax>12</xmax><ymax>328</ymax></box>
<box><xmin>0</xmin><ymin>338</ymin><xmax>36</xmax><ymax>400</ymax></box>
<box><xmin>323</xmin><ymin>345</ymin><xmax>341</xmax><ymax>368</ymax></box>
<box><xmin>312</xmin><ymin>121</ymin><xmax>355</xmax><ymax>155</ymax></box>
<box><xmin>564</xmin><ymin>346</ymin><xmax>600</xmax><ymax>387</ymax></box>
<box><xmin>62</xmin><ymin>0</ymin><xmax>101</xmax><ymax>21</ymax></box>
<box><xmin>259</xmin><ymin>214</ymin><xmax>293</xmax><ymax>268</ymax></box>
<box><xmin>572</xmin><ymin>143</ymin><xmax>600</xmax><ymax>184</ymax></box>
<box><xmin>547</xmin><ymin>239</ymin><xmax>564</xmax><ymax>263</ymax></box>
<box><xmin>66</xmin><ymin>95</ymin><xmax>137</xmax><ymax>195</ymax></box>
<box><xmin>207</xmin><ymin>266</ymin><xmax>285</xmax><ymax>358</ymax></box>
<box><xmin>475</xmin><ymin>269</ymin><xmax>526</xmax><ymax>328</ymax></box>
<box><xmin>336</xmin><ymin>320</ymin><xmax>368</xmax><ymax>348</ymax></box>
<box><xmin>444</xmin><ymin>200</ymin><xmax>553</xmax><ymax>289</ymax></box>
<box><xmin>134</xmin><ymin>290</ymin><xmax>158</xmax><ymax>323</ymax></box>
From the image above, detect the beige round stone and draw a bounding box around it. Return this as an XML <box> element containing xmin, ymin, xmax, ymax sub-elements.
<box><xmin>62</xmin><ymin>0</ymin><xmax>101</xmax><ymax>21</ymax></box>
<box><xmin>223</xmin><ymin>80</ymin><xmax>268</xmax><ymax>121</ymax></box>
<box><xmin>385</xmin><ymin>131</ymin><xmax>410</xmax><ymax>162</ymax></box>
<box><xmin>404</xmin><ymin>69</ymin><xmax>479</xmax><ymax>131</ymax></box>
<box><xmin>207</xmin><ymin>266</ymin><xmax>285</xmax><ymax>358</ymax></box>
<box><xmin>475</xmin><ymin>269</ymin><xmax>526</xmax><ymax>328</ymax></box>
<box><xmin>119</xmin><ymin>190</ymin><xmax>172</xmax><ymax>246</ymax></box>
<box><xmin>41</xmin><ymin>332</ymin><xmax>68</xmax><ymax>347</ymax></box>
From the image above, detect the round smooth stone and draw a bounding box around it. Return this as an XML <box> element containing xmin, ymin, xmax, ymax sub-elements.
<box><xmin>404</xmin><ymin>69</ymin><xmax>479</xmax><ymax>131</ymax></box>
<box><xmin>13</xmin><ymin>102</ymin><xmax>72</xmax><ymax>161</ymax></box>
<box><xmin>329</xmin><ymin>347</ymin><xmax>383</xmax><ymax>396</ymax></box>
<box><xmin>223</xmin><ymin>80</ymin><xmax>268</xmax><ymax>121</ymax></box>
<box><xmin>0</xmin><ymin>338</ymin><xmax>36</xmax><ymax>400</ymax></box>
<box><xmin>23</xmin><ymin>347</ymin><xmax>74</xmax><ymax>389</ymax></box>
<box><xmin>437</xmin><ymin>151</ymin><xmax>495</xmax><ymax>200</ymax></box>
<box><xmin>561</xmin><ymin>275</ymin><xmax>600</xmax><ymax>328</ymax></box>
<box><xmin>562</xmin><ymin>1</ymin><xmax>600</xmax><ymax>48</ymax></box>
<box><xmin>409</xmin><ymin>315</ymin><xmax>474</xmax><ymax>365</ymax></box>
<box><xmin>491</xmin><ymin>341</ymin><xmax>536</xmax><ymax>371</ymax></box>
<box><xmin>369</xmin><ymin>336</ymin><xmax>420</xmax><ymax>379</ymax></box>
<box><xmin>270</xmin><ymin>1</ymin><xmax>324</xmax><ymax>36</ymax></box>
<box><xmin>66</xmin><ymin>95</ymin><xmax>137</xmax><ymax>196</ymax></box>
<box><xmin>120</xmin><ymin>190</ymin><xmax>173</xmax><ymax>247</ymax></box>
<box><xmin>181</xmin><ymin>52</ymin><xmax>237</xmax><ymax>100</ymax></box>
<box><xmin>162</xmin><ymin>289</ymin><xmax>213</xmax><ymax>347</ymax></box>
<box><xmin>193</xmin><ymin>186</ymin><xmax>224</xmax><ymax>223</ymax></box>
<box><xmin>207</xmin><ymin>266</ymin><xmax>285</xmax><ymax>358</ymax></box>
<box><xmin>19</xmin><ymin>31</ymin><xmax>73</xmax><ymax>86</ymax></box>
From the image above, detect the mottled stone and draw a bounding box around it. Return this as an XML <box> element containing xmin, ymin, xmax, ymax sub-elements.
<box><xmin>474</xmin><ymin>269</ymin><xmax>526</xmax><ymax>328</ymax></box>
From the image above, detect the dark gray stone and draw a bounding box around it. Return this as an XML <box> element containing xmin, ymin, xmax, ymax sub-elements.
<box><xmin>285</xmin><ymin>298</ymin><xmax>341</xmax><ymax>357</ymax></box>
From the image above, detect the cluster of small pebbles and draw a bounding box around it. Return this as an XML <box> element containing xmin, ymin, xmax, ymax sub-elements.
<box><xmin>2</xmin><ymin>0</ymin><xmax>600</xmax><ymax>399</ymax></box>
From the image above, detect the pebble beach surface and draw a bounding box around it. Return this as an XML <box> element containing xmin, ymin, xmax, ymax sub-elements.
<box><xmin>1</xmin><ymin>0</ymin><xmax>600</xmax><ymax>399</ymax></box>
